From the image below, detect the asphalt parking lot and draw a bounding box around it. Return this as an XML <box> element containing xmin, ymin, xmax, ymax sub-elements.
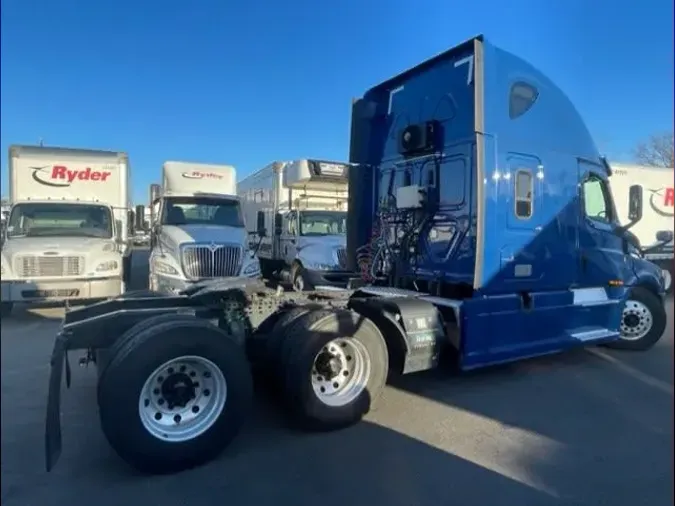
<box><xmin>1</xmin><ymin>250</ymin><xmax>673</xmax><ymax>506</ymax></box>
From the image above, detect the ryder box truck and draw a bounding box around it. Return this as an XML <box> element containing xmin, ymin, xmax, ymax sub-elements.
<box><xmin>1</xmin><ymin>145</ymin><xmax>131</xmax><ymax>316</ymax></box>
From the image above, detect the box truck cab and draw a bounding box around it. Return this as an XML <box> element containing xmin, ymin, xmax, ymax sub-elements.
<box><xmin>609</xmin><ymin>163</ymin><xmax>674</xmax><ymax>293</ymax></box>
<box><xmin>1</xmin><ymin>145</ymin><xmax>131</xmax><ymax>316</ymax></box>
<box><xmin>148</xmin><ymin>161</ymin><xmax>260</xmax><ymax>294</ymax></box>
<box><xmin>238</xmin><ymin>159</ymin><xmax>351</xmax><ymax>291</ymax></box>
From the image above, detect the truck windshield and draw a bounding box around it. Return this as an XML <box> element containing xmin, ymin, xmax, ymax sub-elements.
<box><xmin>162</xmin><ymin>196</ymin><xmax>244</xmax><ymax>227</ymax></box>
<box><xmin>6</xmin><ymin>203</ymin><xmax>113</xmax><ymax>239</ymax></box>
<box><xmin>299</xmin><ymin>211</ymin><xmax>346</xmax><ymax>236</ymax></box>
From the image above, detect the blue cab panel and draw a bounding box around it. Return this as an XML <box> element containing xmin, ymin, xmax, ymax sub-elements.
<box><xmin>347</xmin><ymin>36</ymin><xmax>645</xmax><ymax>370</ymax></box>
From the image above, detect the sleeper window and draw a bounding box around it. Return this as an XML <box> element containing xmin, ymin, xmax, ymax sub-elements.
<box><xmin>514</xmin><ymin>170</ymin><xmax>533</xmax><ymax>219</ymax></box>
<box><xmin>509</xmin><ymin>82</ymin><xmax>539</xmax><ymax>119</ymax></box>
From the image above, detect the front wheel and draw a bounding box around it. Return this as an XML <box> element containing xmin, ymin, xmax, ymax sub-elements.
<box><xmin>97</xmin><ymin>319</ymin><xmax>253</xmax><ymax>474</ymax></box>
<box><xmin>291</xmin><ymin>264</ymin><xmax>314</xmax><ymax>292</ymax></box>
<box><xmin>605</xmin><ymin>287</ymin><xmax>667</xmax><ymax>351</ymax></box>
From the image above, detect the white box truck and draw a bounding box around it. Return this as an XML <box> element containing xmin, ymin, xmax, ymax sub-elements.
<box><xmin>610</xmin><ymin>162</ymin><xmax>674</xmax><ymax>292</ymax></box>
<box><xmin>148</xmin><ymin>161</ymin><xmax>260</xmax><ymax>293</ymax></box>
<box><xmin>238</xmin><ymin>159</ymin><xmax>351</xmax><ymax>291</ymax></box>
<box><xmin>1</xmin><ymin>145</ymin><xmax>131</xmax><ymax>316</ymax></box>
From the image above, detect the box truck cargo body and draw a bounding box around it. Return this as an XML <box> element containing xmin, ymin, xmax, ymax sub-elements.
<box><xmin>1</xmin><ymin>145</ymin><xmax>131</xmax><ymax>314</ymax></box>
<box><xmin>238</xmin><ymin>159</ymin><xmax>350</xmax><ymax>291</ymax></box>
<box><xmin>148</xmin><ymin>161</ymin><xmax>260</xmax><ymax>294</ymax></box>
<box><xmin>610</xmin><ymin>163</ymin><xmax>674</xmax><ymax>291</ymax></box>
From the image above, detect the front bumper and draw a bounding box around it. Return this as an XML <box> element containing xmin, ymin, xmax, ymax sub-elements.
<box><xmin>1</xmin><ymin>277</ymin><xmax>122</xmax><ymax>303</ymax></box>
<box><xmin>304</xmin><ymin>269</ymin><xmax>354</xmax><ymax>288</ymax></box>
<box><xmin>152</xmin><ymin>272</ymin><xmax>262</xmax><ymax>295</ymax></box>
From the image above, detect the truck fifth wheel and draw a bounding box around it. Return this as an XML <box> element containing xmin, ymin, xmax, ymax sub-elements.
<box><xmin>43</xmin><ymin>35</ymin><xmax>668</xmax><ymax>475</ymax></box>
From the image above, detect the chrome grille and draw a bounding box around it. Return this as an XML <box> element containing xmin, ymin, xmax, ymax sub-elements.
<box><xmin>336</xmin><ymin>247</ymin><xmax>347</xmax><ymax>268</ymax></box>
<box><xmin>181</xmin><ymin>244</ymin><xmax>242</xmax><ymax>279</ymax></box>
<box><xmin>15</xmin><ymin>255</ymin><xmax>83</xmax><ymax>278</ymax></box>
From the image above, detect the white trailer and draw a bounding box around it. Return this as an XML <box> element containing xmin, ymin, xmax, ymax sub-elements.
<box><xmin>148</xmin><ymin>161</ymin><xmax>260</xmax><ymax>294</ymax></box>
<box><xmin>1</xmin><ymin>145</ymin><xmax>131</xmax><ymax>315</ymax></box>
<box><xmin>238</xmin><ymin>159</ymin><xmax>350</xmax><ymax>291</ymax></box>
<box><xmin>610</xmin><ymin>162</ymin><xmax>674</xmax><ymax>292</ymax></box>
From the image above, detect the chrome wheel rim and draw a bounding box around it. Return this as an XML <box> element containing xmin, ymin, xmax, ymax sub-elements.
<box><xmin>311</xmin><ymin>338</ymin><xmax>370</xmax><ymax>407</ymax></box>
<box><xmin>620</xmin><ymin>300</ymin><xmax>653</xmax><ymax>341</ymax></box>
<box><xmin>138</xmin><ymin>355</ymin><xmax>227</xmax><ymax>442</ymax></box>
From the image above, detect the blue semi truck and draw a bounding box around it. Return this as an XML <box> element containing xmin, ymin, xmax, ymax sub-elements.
<box><xmin>44</xmin><ymin>35</ymin><xmax>669</xmax><ymax>475</ymax></box>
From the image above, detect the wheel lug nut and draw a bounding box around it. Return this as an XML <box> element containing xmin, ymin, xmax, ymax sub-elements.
<box><xmin>333</xmin><ymin>382</ymin><xmax>339</xmax><ymax>388</ymax></box>
<box><xmin>158</xmin><ymin>398</ymin><xmax>165</xmax><ymax>405</ymax></box>
<box><xmin>167</xmin><ymin>368</ymin><xmax>174</xmax><ymax>374</ymax></box>
<box><xmin>317</xmin><ymin>376</ymin><xmax>323</xmax><ymax>381</ymax></box>
<box><xmin>173</xmin><ymin>414</ymin><xmax>182</xmax><ymax>423</ymax></box>
<box><xmin>154</xmin><ymin>412</ymin><xmax>162</xmax><ymax>420</ymax></box>
<box><xmin>192</xmin><ymin>405</ymin><xmax>200</xmax><ymax>413</ymax></box>
<box><xmin>203</xmin><ymin>389</ymin><xmax>210</xmax><ymax>397</ymax></box>
<box><xmin>343</xmin><ymin>370</ymin><xmax>349</xmax><ymax>376</ymax></box>
<box><xmin>144</xmin><ymin>399</ymin><xmax>150</xmax><ymax>407</ymax></box>
<box><xmin>203</xmin><ymin>371</ymin><xmax>211</xmax><ymax>378</ymax></box>
<box><xmin>189</xmin><ymin>371</ymin><xmax>196</xmax><ymax>377</ymax></box>
<box><xmin>157</xmin><ymin>376</ymin><xmax>164</xmax><ymax>383</ymax></box>
<box><xmin>346</xmin><ymin>356</ymin><xmax>352</xmax><ymax>361</ymax></box>
<box><xmin>153</xmin><ymin>388</ymin><xmax>160</xmax><ymax>395</ymax></box>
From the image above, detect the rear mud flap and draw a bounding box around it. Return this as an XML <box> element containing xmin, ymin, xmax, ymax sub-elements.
<box><xmin>45</xmin><ymin>333</ymin><xmax>71</xmax><ymax>472</ymax></box>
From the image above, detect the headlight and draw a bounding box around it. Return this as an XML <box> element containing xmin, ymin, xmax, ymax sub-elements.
<box><xmin>96</xmin><ymin>260</ymin><xmax>119</xmax><ymax>272</ymax></box>
<box><xmin>154</xmin><ymin>260</ymin><xmax>179</xmax><ymax>275</ymax></box>
<box><xmin>102</xmin><ymin>242</ymin><xmax>116</xmax><ymax>253</ymax></box>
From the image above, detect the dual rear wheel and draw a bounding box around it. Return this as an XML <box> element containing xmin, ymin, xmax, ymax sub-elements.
<box><xmin>96</xmin><ymin>306</ymin><xmax>388</xmax><ymax>474</ymax></box>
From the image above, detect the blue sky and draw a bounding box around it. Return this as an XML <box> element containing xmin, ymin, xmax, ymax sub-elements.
<box><xmin>1</xmin><ymin>0</ymin><xmax>673</xmax><ymax>203</ymax></box>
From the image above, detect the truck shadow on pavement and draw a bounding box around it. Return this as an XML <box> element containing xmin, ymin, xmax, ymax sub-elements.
<box><xmin>1</xmin><ymin>372</ymin><xmax>572</xmax><ymax>506</ymax></box>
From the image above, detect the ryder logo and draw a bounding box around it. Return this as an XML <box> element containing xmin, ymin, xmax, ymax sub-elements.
<box><xmin>647</xmin><ymin>187</ymin><xmax>674</xmax><ymax>217</ymax></box>
<box><xmin>31</xmin><ymin>165</ymin><xmax>112</xmax><ymax>188</ymax></box>
<box><xmin>181</xmin><ymin>171</ymin><xmax>224</xmax><ymax>180</ymax></box>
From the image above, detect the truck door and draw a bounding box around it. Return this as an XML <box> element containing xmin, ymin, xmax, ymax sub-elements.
<box><xmin>281</xmin><ymin>211</ymin><xmax>298</xmax><ymax>264</ymax></box>
<box><xmin>577</xmin><ymin>161</ymin><xmax>628</xmax><ymax>287</ymax></box>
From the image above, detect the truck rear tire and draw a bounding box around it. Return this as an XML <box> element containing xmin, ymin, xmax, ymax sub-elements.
<box><xmin>605</xmin><ymin>287</ymin><xmax>667</xmax><ymax>351</ymax></box>
<box><xmin>96</xmin><ymin>312</ymin><xmax>200</xmax><ymax>379</ymax></box>
<box><xmin>279</xmin><ymin>309</ymin><xmax>388</xmax><ymax>430</ymax></box>
<box><xmin>253</xmin><ymin>304</ymin><xmax>325</xmax><ymax>388</ymax></box>
<box><xmin>97</xmin><ymin>318</ymin><xmax>253</xmax><ymax>474</ymax></box>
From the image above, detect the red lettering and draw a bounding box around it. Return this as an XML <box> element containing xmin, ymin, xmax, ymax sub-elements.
<box><xmin>49</xmin><ymin>165</ymin><xmax>111</xmax><ymax>183</ymax></box>
<box><xmin>665</xmin><ymin>187</ymin><xmax>674</xmax><ymax>207</ymax></box>
<box><xmin>51</xmin><ymin>165</ymin><xmax>67</xmax><ymax>179</ymax></box>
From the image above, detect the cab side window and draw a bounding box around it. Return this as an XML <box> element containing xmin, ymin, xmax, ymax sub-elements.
<box><xmin>582</xmin><ymin>176</ymin><xmax>612</xmax><ymax>223</ymax></box>
<box><xmin>514</xmin><ymin>169</ymin><xmax>533</xmax><ymax>219</ymax></box>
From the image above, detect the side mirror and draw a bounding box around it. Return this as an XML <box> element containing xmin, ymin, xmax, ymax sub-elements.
<box><xmin>135</xmin><ymin>205</ymin><xmax>145</xmax><ymax>231</ymax></box>
<box><xmin>656</xmin><ymin>230</ymin><xmax>673</xmax><ymax>243</ymax></box>
<box><xmin>115</xmin><ymin>219</ymin><xmax>124</xmax><ymax>242</ymax></box>
<box><xmin>628</xmin><ymin>184</ymin><xmax>643</xmax><ymax>222</ymax></box>
<box><xmin>127</xmin><ymin>210</ymin><xmax>135</xmax><ymax>235</ymax></box>
<box><xmin>274</xmin><ymin>213</ymin><xmax>283</xmax><ymax>235</ymax></box>
<box><xmin>256</xmin><ymin>211</ymin><xmax>266</xmax><ymax>237</ymax></box>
